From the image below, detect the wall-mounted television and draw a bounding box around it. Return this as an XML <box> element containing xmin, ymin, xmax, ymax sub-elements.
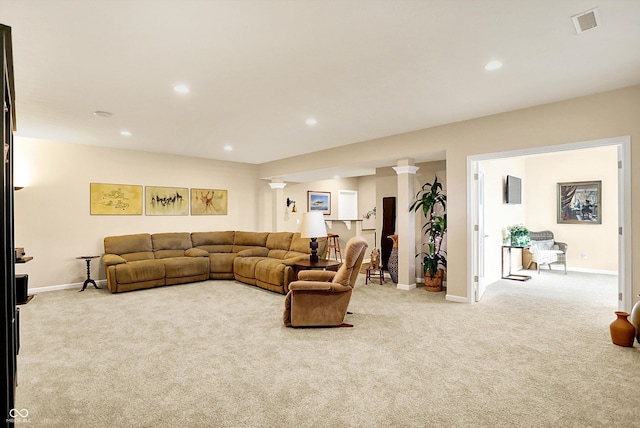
<box><xmin>506</xmin><ymin>175</ymin><xmax>522</xmax><ymax>204</ymax></box>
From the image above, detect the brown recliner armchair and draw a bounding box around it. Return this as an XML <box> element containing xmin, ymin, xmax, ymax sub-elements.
<box><xmin>283</xmin><ymin>236</ymin><xmax>368</xmax><ymax>327</ymax></box>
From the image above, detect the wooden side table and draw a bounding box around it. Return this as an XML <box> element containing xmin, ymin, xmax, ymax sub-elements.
<box><xmin>77</xmin><ymin>256</ymin><xmax>101</xmax><ymax>291</ymax></box>
<box><xmin>293</xmin><ymin>259</ymin><xmax>341</xmax><ymax>279</ymax></box>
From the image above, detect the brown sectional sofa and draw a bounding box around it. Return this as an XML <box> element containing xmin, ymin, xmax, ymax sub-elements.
<box><xmin>103</xmin><ymin>231</ymin><xmax>327</xmax><ymax>294</ymax></box>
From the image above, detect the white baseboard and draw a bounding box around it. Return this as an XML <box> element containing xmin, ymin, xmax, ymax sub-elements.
<box><xmin>566</xmin><ymin>267</ymin><xmax>617</xmax><ymax>275</ymax></box>
<box><xmin>30</xmin><ymin>279</ymin><xmax>107</xmax><ymax>294</ymax></box>
<box><xmin>396</xmin><ymin>283</ymin><xmax>416</xmax><ymax>291</ymax></box>
<box><xmin>445</xmin><ymin>294</ymin><xmax>469</xmax><ymax>303</ymax></box>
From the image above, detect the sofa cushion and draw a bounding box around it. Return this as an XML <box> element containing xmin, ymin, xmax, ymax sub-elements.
<box><xmin>233</xmin><ymin>231</ymin><xmax>269</xmax><ymax>252</ymax></box>
<box><xmin>114</xmin><ymin>259</ymin><xmax>165</xmax><ymax>284</ymax></box>
<box><xmin>210</xmin><ymin>253</ymin><xmax>238</xmax><ymax>274</ymax></box>
<box><xmin>152</xmin><ymin>232</ymin><xmax>192</xmax><ymax>250</ymax></box>
<box><xmin>255</xmin><ymin>258</ymin><xmax>287</xmax><ymax>286</ymax></box>
<box><xmin>288</xmin><ymin>233</ymin><xmax>328</xmax><ymax>257</ymax></box>
<box><xmin>233</xmin><ymin>256</ymin><xmax>266</xmax><ymax>283</ymax></box>
<box><xmin>283</xmin><ymin>251</ymin><xmax>309</xmax><ymax>261</ymax></box>
<box><xmin>268</xmin><ymin>249</ymin><xmax>289</xmax><ymax>260</ymax></box>
<box><xmin>191</xmin><ymin>231</ymin><xmax>235</xmax><ymax>253</ymax></box>
<box><xmin>104</xmin><ymin>234</ymin><xmax>154</xmax><ymax>261</ymax></box>
<box><xmin>289</xmin><ymin>233</ymin><xmax>310</xmax><ymax>253</ymax></box>
<box><xmin>162</xmin><ymin>257</ymin><xmax>209</xmax><ymax>278</ymax></box>
<box><xmin>266</xmin><ymin>232</ymin><xmax>294</xmax><ymax>251</ymax></box>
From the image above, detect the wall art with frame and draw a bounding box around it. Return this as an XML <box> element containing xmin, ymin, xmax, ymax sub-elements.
<box><xmin>191</xmin><ymin>188</ymin><xmax>228</xmax><ymax>215</ymax></box>
<box><xmin>90</xmin><ymin>183</ymin><xmax>143</xmax><ymax>215</ymax></box>
<box><xmin>557</xmin><ymin>180</ymin><xmax>601</xmax><ymax>224</ymax></box>
<box><xmin>307</xmin><ymin>191</ymin><xmax>331</xmax><ymax>215</ymax></box>
<box><xmin>145</xmin><ymin>186</ymin><xmax>189</xmax><ymax>216</ymax></box>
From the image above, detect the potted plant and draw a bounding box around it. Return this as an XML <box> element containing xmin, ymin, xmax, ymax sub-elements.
<box><xmin>507</xmin><ymin>224</ymin><xmax>530</xmax><ymax>247</ymax></box>
<box><xmin>410</xmin><ymin>176</ymin><xmax>447</xmax><ymax>291</ymax></box>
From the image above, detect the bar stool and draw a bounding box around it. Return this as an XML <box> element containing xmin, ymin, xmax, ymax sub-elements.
<box><xmin>326</xmin><ymin>233</ymin><xmax>343</xmax><ymax>263</ymax></box>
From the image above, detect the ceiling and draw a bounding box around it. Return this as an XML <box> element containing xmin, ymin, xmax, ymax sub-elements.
<box><xmin>2</xmin><ymin>0</ymin><xmax>640</xmax><ymax>181</ymax></box>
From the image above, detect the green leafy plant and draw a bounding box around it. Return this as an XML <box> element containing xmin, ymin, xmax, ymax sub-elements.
<box><xmin>507</xmin><ymin>223</ymin><xmax>530</xmax><ymax>247</ymax></box>
<box><xmin>410</xmin><ymin>176</ymin><xmax>447</xmax><ymax>278</ymax></box>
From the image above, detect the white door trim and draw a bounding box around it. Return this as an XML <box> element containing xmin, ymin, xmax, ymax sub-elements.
<box><xmin>467</xmin><ymin>136</ymin><xmax>632</xmax><ymax>310</ymax></box>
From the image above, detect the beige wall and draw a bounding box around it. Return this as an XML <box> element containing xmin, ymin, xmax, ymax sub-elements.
<box><xmin>259</xmin><ymin>85</ymin><xmax>640</xmax><ymax>303</ymax></box>
<box><xmin>14</xmin><ymin>137</ymin><xmax>261</xmax><ymax>288</ymax></box>
<box><xmin>524</xmin><ymin>146</ymin><xmax>618</xmax><ymax>272</ymax></box>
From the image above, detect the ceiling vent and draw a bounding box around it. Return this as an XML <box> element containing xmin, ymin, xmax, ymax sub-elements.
<box><xmin>572</xmin><ymin>7</ymin><xmax>601</xmax><ymax>34</ymax></box>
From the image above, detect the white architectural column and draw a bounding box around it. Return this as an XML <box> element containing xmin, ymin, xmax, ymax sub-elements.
<box><xmin>268</xmin><ymin>178</ymin><xmax>286</xmax><ymax>232</ymax></box>
<box><xmin>392</xmin><ymin>159</ymin><xmax>419</xmax><ymax>290</ymax></box>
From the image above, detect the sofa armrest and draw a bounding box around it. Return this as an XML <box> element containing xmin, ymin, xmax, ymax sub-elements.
<box><xmin>237</xmin><ymin>248</ymin><xmax>270</xmax><ymax>257</ymax></box>
<box><xmin>297</xmin><ymin>270</ymin><xmax>336</xmax><ymax>282</ymax></box>
<box><xmin>282</xmin><ymin>255</ymin><xmax>309</xmax><ymax>266</ymax></box>
<box><xmin>289</xmin><ymin>281</ymin><xmax>351</xmax><ymax>293</ymax></box>
<box><xmin>103</xmin><ymin>254</ymin><xmax>126</xmax><ymax>266</ymax></box>
<box><xmin>289</xmin><ymin>281</ymin><xmax>332</xmax><ymax>291</ymax></box>
<box><xmin>185</xmin><ymin>248</ymin><xmax>209</xmax><ymax>257</ymax></box>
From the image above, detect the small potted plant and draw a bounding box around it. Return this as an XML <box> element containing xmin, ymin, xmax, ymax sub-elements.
<box><xmin>410</xmin><ymin>176</ymin><xmax>447</xmax><ymax>291</ymax></box>
<box><xmin>507</xmin><ymin>224</ymin><xmax>530</xmax><ymax>247</ymax></box>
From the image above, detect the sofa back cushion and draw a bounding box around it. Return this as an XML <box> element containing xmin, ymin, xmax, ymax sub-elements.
<box><xmin>104</xmin><ymin>234</ymin><xmax>154</xmax><ymax>262</ymax></box>
<box><xmin>191</xmin><ymin>231</ymin><xmax>235</xmax><ymax>253</ymax></box>
<box><xmin>152</xmin><ymin>232</ymin><xmax>192</xmax><ymax>259</ymax></box>
<box><xmin>233</xmin><ymin>231</ymin><xmax>269</xmax><ymax>252</ymax></box>
<box><xmin>267</xmin><ymin>232</ymin><xmax>294</xmax><ymax>251</ymax></box>
<box><xmin>288</xmin><ymin>233</ymin><xmax>328</xmax><ymax>257</ymax></box>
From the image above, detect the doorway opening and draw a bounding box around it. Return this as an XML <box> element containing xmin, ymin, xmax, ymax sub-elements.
<box><xmin>468</xmin><ymin>137</ymin><xmax>631</xmax><ymax>311</ymax></box>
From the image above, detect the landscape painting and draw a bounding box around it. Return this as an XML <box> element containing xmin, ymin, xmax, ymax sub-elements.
<box><xmin>90</xmin><ymin>183</ymin><xmax>143</xmax><ymax>215</ymax></box>
<box><xmin>145</xmin><ymin>186</ymin><xmax>189</xmax><ymax>216</ymax></box>
<box><xmin>307</xmin><ymin>191</ymin><xmax>331</xmax><ymax>215</ymax></box>
<box><xmin>191</xmin><ymin>188</ymin><xmax>228</xmax><ymax>215</ymax></box>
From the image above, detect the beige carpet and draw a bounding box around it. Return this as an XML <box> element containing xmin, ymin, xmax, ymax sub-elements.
<box><xmin>14</xmin><ymin>272</ymin><xmax>639</xmax><ymax>427</ymax></box>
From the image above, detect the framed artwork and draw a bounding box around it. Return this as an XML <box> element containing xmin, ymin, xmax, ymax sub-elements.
<box><xmin>90</xmin><ymin>183</ymin><xmax>143</xmax><ymax>215</ymax></box>
<box><xmin>145</xmin><ymin>186</ymin><xmax>189</xmax><ymax>216</ymax></box>
<box><xmin>557</xmin><ymin>180</ymin><xmax>602</xmax><ymax>224</ymax></box>
<box><xmin>191</xmin><ymin>188</ymin><xmax>228</xmax><ymax>215</ymax></box>
<box><xmin>307</xmin><ymin>191</ymin><xmax>331</xmax><ymax>215</ymax></box>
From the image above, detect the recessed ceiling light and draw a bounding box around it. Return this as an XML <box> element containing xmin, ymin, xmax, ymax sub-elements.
<box><xmin>224</xmin><ymin>145</ymin><xmax>233</xmax><ymax>152</ymax></box>
<box><xmin>120</xmin><ymin>130</ymin><xmax>132</xmax><ymax>136</ymax></box>
<box><xmin>93</xmin><ymin>111</ymin><xmax>113</xmax><ymax>118</ymax></box>
<box><xmin>173</xmin><ymin>84</ymin><xmax>190</xmax><ymax>94</ymax></box>
<box><xmin>484</xmin><ymin>60</ymin><xmax>503</xmax><ymax>71</ymax></box>
<box><xmin>333</xmin><ymin>175</ymin><xmax>340</xmax><ymax>179</ymax></box>
<box><xmin>305</xmin><ymin>118</ymin><xmax>317</xmax><ymax>126</ymax></box>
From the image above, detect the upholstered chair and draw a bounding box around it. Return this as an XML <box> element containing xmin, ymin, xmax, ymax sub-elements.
<box><xmin>526</xmin><ymin>230</ymin><xmax>568</xmax><ymax>274</ymax></box>
<box><xmin>283</xmin><ymin>236</ymin><xmax>368</xmax><ymax>327</ymax></box>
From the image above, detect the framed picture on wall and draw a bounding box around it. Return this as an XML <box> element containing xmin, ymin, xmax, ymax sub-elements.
<box><xmin>145</xmin><ymin>186</ymin><xmax>189</xmax><ymax>216</ymax></box>
<box><xmin>307</xmin><ymin>191</ymin><xmax>331</xmax><ymax>215</ymax></box>
<box><xmin>190</xmin><ymin>188</ymin><xmax>228</xmax><ymax>215</ymax></box>
<box><xmin>557</xmin><ymin>180</ymin><xmax>601</xmax><ymax>224</ymax></box>
<box><xmin>90</xmin><ymin>183</ymin><xmax>143</xmax><ymax>215</ymax></box>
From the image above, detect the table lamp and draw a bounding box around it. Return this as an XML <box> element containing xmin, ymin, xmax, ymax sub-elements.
<box><xmin>300</xmin><ymin>211</ymin><xmax>327</xmax><ymax>262</ymax></box>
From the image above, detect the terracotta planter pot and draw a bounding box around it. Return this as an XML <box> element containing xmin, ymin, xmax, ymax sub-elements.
<box><xmin>424</xmin><ymin>270</ymin><xmax>444</xmax><ymax>292</ymax></box>
<box><xmin>610</xmin><ymin>311</ymin><xmax>635</xmax><ymax>347</ymax></box>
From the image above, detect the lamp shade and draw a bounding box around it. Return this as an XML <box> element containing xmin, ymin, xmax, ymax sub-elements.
<box><xmin>300</xmin><ymin>211</ymin><xmax>327</xmax><ymax>238</ymax></box>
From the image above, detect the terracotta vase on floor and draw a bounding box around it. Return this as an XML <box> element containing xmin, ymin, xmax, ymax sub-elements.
<box><xmin>609</xmin><ymin>311</ymin><xmax>635</xmax><ymax>347</ymax></box>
